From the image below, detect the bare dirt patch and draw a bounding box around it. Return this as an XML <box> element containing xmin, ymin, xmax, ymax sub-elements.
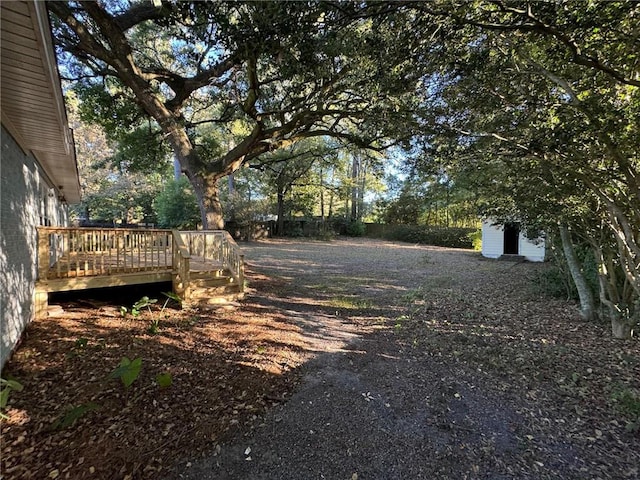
<box><xmin>2</xmin><ymin>238</ymin><xmax>639</xmax><ymax>480</ymax></box>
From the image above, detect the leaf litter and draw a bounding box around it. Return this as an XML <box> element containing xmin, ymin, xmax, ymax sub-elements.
<box><xmin>1</xmin><ymin>238</ymin><xmax>638</xmax><ymax>479</ymax></box>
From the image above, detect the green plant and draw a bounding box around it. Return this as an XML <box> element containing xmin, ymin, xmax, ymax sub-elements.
<box><xmin>160</xmin><ymin>291</ymin><xmax>181</xmax><ymax>313</ymax></box>
<box><xmin>52</xmin><ymin>402</ymin><xmax>99</xmax><ymax>430</ymax></box>
<box><xmin>346</xmin><ymin>221</ymin><xmax>366</xmax><ymax>237</ymax></box>
<box><xmin>327</xmin><ymin>295</ymin><xmax>371</xmax><ymax>310</ymax></box>
<box><xmin>611</xmin><ymin>387</ymin><xmax>640</xmax><ymax>432</ymax></box>
<box><xmin>467</xmin><ymin>228</ymin><xmax>482</xmax><ymax>251</ymax></box>
<box><xmin>67</xmin><ymin>337</ymin><xmax>90</xmax><ymax>359</ymax></box>
<box><xmin>132</xmin><ymin>296</ymin><xmax>157</xmax><ymax>317</ymax></box>
<box><xmin>155</xmin><ymin>372</ymin><xmax>173</xmax><ymax>388</ymax></box>
<box><xmin>148</xmin><ymin>318</ymin><xmax>160</xmax><ymax>335</ymax></box>
<box><xmin>376</xmin><ymin>225</ymin><xmax>476</xmax><ymax>249</ymax></box>
<box><xmin>0</xmin><ymin>377</ymin><xmax>24</xmax><ymax>419</ymax></box>
<box><xmin>109</xmin><ymin>357</ymin><xmax>142</xmax><ymax>390</ymax></box>
<box><xmin>153</xmin><ymin>176</ymin><xmax>200</xmax><ymax>229</ymax></box>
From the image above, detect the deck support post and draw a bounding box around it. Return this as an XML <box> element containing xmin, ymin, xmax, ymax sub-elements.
<box><xmin>34</xmin><ymin>288</ymin><xmax>48</xmax><ymax>320</ymax></box>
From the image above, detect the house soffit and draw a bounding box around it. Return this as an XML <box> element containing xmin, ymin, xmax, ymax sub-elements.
<box><xmin>1</xmin><ymin>1</ymin><xmax>80</xmax><ymax>203</ymax></box>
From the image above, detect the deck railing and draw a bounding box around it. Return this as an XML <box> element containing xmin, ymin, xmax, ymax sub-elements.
<box><xmin>180</xmin><ymin>230</ymin><xmax>245</xmax><ymax>286</ymax></box>
<box><xmin>37</xmin><ymin>227</ymin><xmax>172</xmax><ymax>280</ymax></box>
<box><xmin>37</xmin><ymin>227</ymin><xmax>244</xmax><ymax>295</ymax></box>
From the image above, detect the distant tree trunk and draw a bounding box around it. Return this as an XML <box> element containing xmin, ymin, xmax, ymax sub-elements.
<box><xmin>319</xmin><ymin>166</ymin><xmax>326</xmax><ymax>226</ymax></box>
<box><xmin>276</xmin><ymin>188</ymin><xmax>285</xmax><ymax>236</ymax></box>
<box><xmin>558</xmin><ymin>223</ymin><xmax>597</xmax><ymax>322</ymax></box>
<box><xmin>350</xmin><ymin>155</ymin><xmax>359</xmax><ymax>222</ymax></box>
<box><xmin>357</xmin><ymin>160</ymin><xmax>366</xmax><ymax>222</ymax></box>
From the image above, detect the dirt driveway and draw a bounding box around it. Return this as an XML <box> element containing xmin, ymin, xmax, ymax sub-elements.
<box><xmin>171</xmin><ymin>238</ymin><xmax>640</xmax><ymax>480</ymax></box>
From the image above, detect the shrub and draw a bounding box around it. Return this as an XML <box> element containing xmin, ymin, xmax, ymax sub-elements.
<box><xmin>153</xmin><ymin>177</ymin><xmax>200</xmax><ymax>229</ymax></box>
<box><xmin>372</xmin><ymin>225</ymin><xmax>476</xmax><ymax>249</ymax></box>
<box><xmin>467</xmin><ymin>228</ymin><xmax>482</xmax><ymax>251</ymax></box>
<box><xmin>536</xmin><ymin>241</ymin><xmax>599</xmax><ymax>301</ymax></box>
<box><xmin>345</xmin><ymin>221</ymin><xmax>366</xmax><ymax>237</ymax></box>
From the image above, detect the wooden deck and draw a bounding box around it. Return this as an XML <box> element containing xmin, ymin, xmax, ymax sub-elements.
<box><xmin>36</xmin><ymin>227</ymin><xmax>245</xmax><ymax>317</ymax></box>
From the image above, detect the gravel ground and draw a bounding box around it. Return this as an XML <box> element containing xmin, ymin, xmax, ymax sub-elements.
<box><xmin>170</xmin><ymin>238</ymin><xmax>640</xmax><ymax>480</ymax></box>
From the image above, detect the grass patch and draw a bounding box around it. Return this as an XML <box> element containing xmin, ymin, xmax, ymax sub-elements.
<box><xmin>326</xmin><ymin>295</ymin><xmax>372</xmax><ymax>310</ymax></box>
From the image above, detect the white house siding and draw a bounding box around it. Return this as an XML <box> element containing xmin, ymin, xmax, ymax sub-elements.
<box><xmin>0</xmin><ymin>126</ymin><xmax>68</xmax><ymax>368</ymax></box>
<box><xmin>519</xmin><ymin>235</ymin><xmax>545</xmax><ymax>262</ymax></box>
<box><xmin>481</xmin><ymin>220</ymin><xmax>505</xmax><ymax>259</ymax></box>
<box><xmin>481</xmin><ymin>219</ymin><xmax>545</xmax><ymax>262</ymax></box>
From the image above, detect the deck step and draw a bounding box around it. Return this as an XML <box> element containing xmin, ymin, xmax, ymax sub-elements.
<box><xmin>189</xmin><ymin>283</ymin><xmax>244</xmax><ymax>307</ymax></box>
<box><xmin>189</xmin><ymin>276</ymin><xmax>238</xmax><ymax>288</ymax></box>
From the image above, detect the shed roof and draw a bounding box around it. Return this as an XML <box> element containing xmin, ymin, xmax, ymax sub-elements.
<box><xmin>1</xmin><ymin>1</ymin><xmax>80</xmax><ymax>203</ymax></box>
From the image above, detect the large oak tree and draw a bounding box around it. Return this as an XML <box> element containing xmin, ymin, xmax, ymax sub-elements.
<box><xmin>49</xmin><ymin>1</ymin><xmax>428</xmax><ymax>228</ymax></box>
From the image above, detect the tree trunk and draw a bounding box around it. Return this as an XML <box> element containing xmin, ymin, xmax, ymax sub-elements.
<box><xmin>276</xmin><ymin>189</ymin><xmax>285</xmax><ymax>236</ymax></box>
<box><xmin>558</xmin><ymin>223</ymin><xmax>597</xmax><ymax>322</ymax></box>
<box><xmin>350</xmin><ymin>155</ymin><xmax>359</xmax><ymax>222</ymax></box>
<box><xmin>189</xmin><ymin>172</ymin><xmax>224</xmax><ymax>229</ymax></box>
<box><xmin>358</xmin><ymin>160</ymin><xmax>366</xmax><ymax>222</ymax></box>
<box><xmin>320</xmin><ymin>166</ymin><xmax>325</xmax><ymax>223</ymax></box>
<box><xmin>610</xmin><ymin>313</ymin><xmax>633</xmax><ymax>339</ymax></box>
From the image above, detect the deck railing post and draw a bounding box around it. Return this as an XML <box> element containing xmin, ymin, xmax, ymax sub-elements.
<box><xmin>238</xmin><ymin>254</ymin><xmax>245</xmax><ymax>292</ymax></box>
<box><xmin>171</xmin><ymin>230</ymin><xmax>191</xmax><ymax>302</ymax></box>
<box><xmin>37</xmin><ymin>227</ymin><xmax>50</xmax><ymax>281</ymax></box>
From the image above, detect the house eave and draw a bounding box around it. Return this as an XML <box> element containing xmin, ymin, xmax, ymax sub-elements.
<box><xmin>1</xmin><ymin>1</ymin><xmax>80</xmax><ymax>203</ymax></box>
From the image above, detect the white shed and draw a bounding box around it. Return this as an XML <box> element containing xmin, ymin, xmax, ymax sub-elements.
<box><xmin>481</xmin><ymin>219</ymin><xmax>545</xmax><ymax>262</ymax></box>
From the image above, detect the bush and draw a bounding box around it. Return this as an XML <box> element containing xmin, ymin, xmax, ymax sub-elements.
<box><xmin>371</xmin><ymin>225</ymin><xmax>476</xmax><ymax>249</ymax></box>
<box><xmin>535</xmin><ymin>242</ymin><xmax>599</xmax><ymax>301</ymax></box>
<box><xmin>345</xmin><ymin>221</ymin><xmax>366</xmax><ymax>237</ymax></box>
<box><xmin>153</xmin><ymin>177</ymin><xmax>200</xmax><ymax>229</ymax></box>
<box><xmin>467</xmin><ymin>228</ymin><xmax>482</xmax><ymax>251</ymax></box>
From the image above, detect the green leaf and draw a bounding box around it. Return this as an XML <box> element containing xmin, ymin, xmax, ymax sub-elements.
<box><xmin>162</xmin><ymin>291</ymin><xmax>182</xmax><ymax>303</ymax></box>
<box><xmin>133</xmin><ymin>296</ymin><xmax>157</xmax><ymax>310</ymax></box>
<box><xmin>0</xmin><ymin>388</ymin><xmax>10</xmax><ymax>410</ymax></box>
<box><xmin>155</xmin><ymin>372</ymin><xmax>173</xmax><ymax>388</ymax></box>
<box><xmin>0</xmin><ymin>378</ymin><xmax>24</xmax><ymax>392</ymax></box>
<box><xmin>0</xmin><ymin>378</ymin><xmax>24</xmax><ymax>410</ymax></box>
<box><xmin>52</xmin><ymin>403</ymin><xmax>99</xmax><ymax>430</ymax></box>
<box><xmin>109</xmin><ymin>357</ymin><xmax>142</xmax><ymax>389</ymax></box>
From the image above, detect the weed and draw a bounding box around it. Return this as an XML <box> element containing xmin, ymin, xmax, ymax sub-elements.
<box><xmin>155</xmin><ymin>372</ymin><xmax>173</xmax><ymax>388</ymax></box>
<box><xmin>52</xmin><ymin>403</ymin><xmax>99</xmax><ymax>430</ymax></box>
<box><xmin>0</xmin><ymin>377</ymin><xmax>23</xmax><ymax>419</ymax></box>
<box><xmin>161</xmin><ymin>291</ymin><xmax>181</xmax><ymax>313</ymax></box>
<box><xmin>109</xmin><ymin>357</ymin><xmax>142</xmax><ymax>390</ymax></box>
<box><xmin>148</xmin><ymin>319</ymin><xmax>160</xmax><ymax>335</ymax></box>
<box><xmin>132</xmin><ymin>296</ymin><xmax>157</xmax><ymax>317</ymax></box>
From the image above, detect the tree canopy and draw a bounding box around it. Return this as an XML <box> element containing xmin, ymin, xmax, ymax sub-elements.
<box><xmin>50</xmin><ymin>1</ymin><xmax>432</xmax><ymax>228</ymax></box>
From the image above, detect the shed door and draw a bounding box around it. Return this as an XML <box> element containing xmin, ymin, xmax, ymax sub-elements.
<box><xmin>503</xmin><ymin>223</ymin><xmax>520</xmax><ymax>255</ymax></box>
